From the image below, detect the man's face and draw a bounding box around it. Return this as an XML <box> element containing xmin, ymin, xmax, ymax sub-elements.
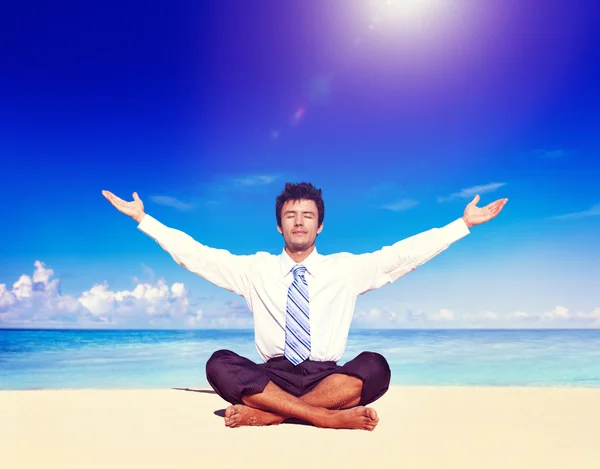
<box><xmin>277</xmin><ymin>199</ymin><xmax>323</xmax><ymax>251</ymax></box>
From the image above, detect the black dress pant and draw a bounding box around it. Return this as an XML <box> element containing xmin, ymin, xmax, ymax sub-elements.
<box><xmin>206</xmin><ymin>349</ymin><xmax>391</xmax><ymax>406</ymax></box>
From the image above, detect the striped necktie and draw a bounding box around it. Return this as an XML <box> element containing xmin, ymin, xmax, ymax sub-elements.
<box><xmin>284</xmin><ymin>264</ymin><xmax>311</xmax><ymax>365</ymax></box>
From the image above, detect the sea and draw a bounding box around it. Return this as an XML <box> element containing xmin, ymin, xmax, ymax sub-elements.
<box><xmin>1</xmin><ymin>329</ymin><xmax>600</xmax><ymax>390</ymax></box>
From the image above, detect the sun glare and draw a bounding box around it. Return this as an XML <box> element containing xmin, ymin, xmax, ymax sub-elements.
<box><xmin>369</xmin><ymin>0</ymin><xmax>448</xmax><ymax>33</ymax></box>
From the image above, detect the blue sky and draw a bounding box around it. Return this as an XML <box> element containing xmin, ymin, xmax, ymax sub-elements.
<box><xmin>1</xmin><ymin>0</ymin><xmax>599</xmax><ymax>329</ymax></box>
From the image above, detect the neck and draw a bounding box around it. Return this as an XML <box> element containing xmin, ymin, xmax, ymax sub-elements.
<box><xmin>284</xmin><ymin>244</ymin><xmax>316</xmax><ymax>264</ymax></box>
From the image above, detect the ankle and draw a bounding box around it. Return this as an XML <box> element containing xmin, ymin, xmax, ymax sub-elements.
<box><xmin>313</xmin><ymin>407</ymin><xmax>335</xmax><ymax>426</ymax></box>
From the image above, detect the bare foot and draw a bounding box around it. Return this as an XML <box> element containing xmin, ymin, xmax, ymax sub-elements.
<box><xmin>321</xmin><ymin>406</ymin><xmax>379</xmax><ymax>431</ymax></box>
<box><xmin>224</xmin><ymin>404</ymin><xmax>285</xmax><ymax>428</ymax></box>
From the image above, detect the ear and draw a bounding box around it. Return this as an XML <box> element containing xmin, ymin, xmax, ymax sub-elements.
<box><xmin>277</xmin><ymin>225</ymin><xmax>283</xmax><ymax>234</ymax></box>
<box><xmin>317</xmin><ymin>223</ymin><xmax>323</xmax><ymax>234</ymax></box>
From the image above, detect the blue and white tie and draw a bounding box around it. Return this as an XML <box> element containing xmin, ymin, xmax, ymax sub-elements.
<box><xmin>284</xmin><ymin>264</ymin><xmax>311</xmax><ymax>365</ymax></box>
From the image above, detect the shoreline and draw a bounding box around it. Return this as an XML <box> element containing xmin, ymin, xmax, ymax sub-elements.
<box><xmin>3</xmin><ymin>382</ymin><xmax>600</xmax><ymax>391</ymax></box>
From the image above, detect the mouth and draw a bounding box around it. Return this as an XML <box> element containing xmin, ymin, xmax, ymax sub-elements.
<box><xmin>292</xmin><ymin>231</ymin><xmax>306</xmax><ymax>235</ymax></box>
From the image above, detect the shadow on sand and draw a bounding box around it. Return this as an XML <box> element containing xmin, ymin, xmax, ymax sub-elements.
<box><xmin>172</xmin><ymin>387</ymin><xmax>313</xmax><ymax>426</ymax></box>
<box><xmin>171</xmin><ymin>387</ymin><xmax>216</xmax><ymax>394</ymax></box>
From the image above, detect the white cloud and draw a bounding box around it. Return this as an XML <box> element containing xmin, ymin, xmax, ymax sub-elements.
<box><xmin>150</xmin><ymin>195</ymin><xmax>196</xmax><ymax>211</ymax></box>
<box><xmin>0</xmin><ymin>261</ymin><xmax>200</xmax><ymax>328</ymax></box>
<box><xmin>78</xmin><ymin>284</ymin><xmax>115</xmax><ymax>317</ymax></box>
<box><xmin>438</xmin><ymin>182</ymin><xmax>506</xmax><ymax>202</ymax></box>
<box><xmin>1</xmin><ymin>262</ymin><xmax>89</xmax><ymax>327</ymax></box>
<box><xmin>540</xmin><ymin>305</ymin><xmax>600</xmax><ymax>325</ymax></box>
<box><xmin>197</xmin><ymin>300</ymin><xmax>254</xmax><ymax>329</ymax></box>
<box><xmin>171</xmin><ymin>282</ymin><xmax>187</xmax><ymax>298</ymax></box>
<box><xmin>507</xmin><ymin>310</ymin><xmax>530</xmax><ymax>319</ymax></box>
<box><xmin>0</xmin><ymin>284</ymin><xmax>17</xmax><ymax>308</ymax></box>
<box><xmin>185</xmin><ymin>310</ymin><xmax>203</xmax><ymax>327</ymax></box>
<box><xmin>352</xmin><ymin>304</ymin><xmax>600</xmax><ymax>329</ymax></box>
<box><xmin>200</xmin><ymin>174</ymin><xmax>282</xmax><ymax>201</ymax></box>
<box><xmin>549</xmin><ymin>202</ymin><xmax>600</xmax><ymax>220</ymax></box>
<box><xmin>430</xmin><ymin>308</ymin><xmax>455</xmax><ymax>321</ymax></box>
<box><xmin>541</xmin><ymin>305</ymin><xmax>570</xmax><ymax>320</ymax></box>
<box><xmin>353</xmin><ymin>307</ymin><xmax>399</xmax><ymax>328</ymax></box>
<box><xmin>3</xmin><ymin>263</ymin><xmax>598</xmax><ymax>330</ymax></box>
<box><xmin>482</xmin><ymin>311</ymin><xmax>499</xmax><ymax>320</ymax></box>
<box><xmin>234</xmin><ymin>175</ymin><xmax>278</xmax><ymax>186</ymax></box>
<box><xmin>380</xmin><ymin>199</ymin><xmax>419</xmax><ymax>212</ymax></box>
<box><xmin>353</xmin><ymin>307</ymin><xmax>455</xmax><ymax>327</ymax></box>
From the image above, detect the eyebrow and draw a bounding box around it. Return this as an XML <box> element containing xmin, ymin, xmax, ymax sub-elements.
<box><xmin>283</xmin><ymin>210</ymin><xmax>316</xmax><ymax>215</ymax></box>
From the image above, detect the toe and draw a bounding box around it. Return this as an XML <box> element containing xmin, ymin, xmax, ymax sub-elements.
<box><xmin>365</xmin><ymin>407</ymin><xmax>378</xmax><ymax>421</ymax></box>
<box><xmin>365</xmin><ymin>420</ymin><xmax>378</xmax><ymax>431</ymax></box>
<box><xmin>226</xmin><ymin>415</ymin><xmax>241</xmax><ymax>428</ymax></box>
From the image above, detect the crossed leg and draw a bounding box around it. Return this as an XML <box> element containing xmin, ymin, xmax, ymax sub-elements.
<box><xmin>207</xmin><ymin>350</ymin><xmax>390</xmax><ymax>431</ymax></box>
<box><xmin>224</xmin><ymin>373</ymin><xmax>379</xmax><ymax>430</ymax></box>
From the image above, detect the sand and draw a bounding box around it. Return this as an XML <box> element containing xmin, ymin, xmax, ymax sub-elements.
<box><xmin>1</xmin><ymin>386</ymin><xmax>599</xmax><ymax>468</ymax></box>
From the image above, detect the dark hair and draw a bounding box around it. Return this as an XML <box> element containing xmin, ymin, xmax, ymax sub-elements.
<box><xmin>276</xmin><ymin>182</ymin><xmax>325</xmax><ymax>227</ymax></box>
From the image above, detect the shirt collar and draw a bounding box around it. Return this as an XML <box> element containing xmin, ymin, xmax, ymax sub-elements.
<box><xmin>280</xmin><ymin>247</ymin><xmax>322</xmax><ymax>278</ymax></box>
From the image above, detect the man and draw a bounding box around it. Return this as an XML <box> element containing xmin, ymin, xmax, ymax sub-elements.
<box><xmin>102</xmin><ymin>182</ymin><xmax>507</xmax><ymax>431</ymax></box>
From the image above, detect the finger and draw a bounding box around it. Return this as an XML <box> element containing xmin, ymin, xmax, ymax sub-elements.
<box><xmin>133</xmin><ymin>192</ymin><xmax>140</xmax><ymax>201</ymax></box>
<box><xmin>108</xmin><ymin>192</ymin><xmax>126</xmax><ymax>205</ymax></box>
<box><xmin>107</xmin><ymin>193</ymin><xmax>128</xmax><ymax>209</ymax></box>
<box><xmin>494</xmin><ymin>199</ymin><xmax>508</xmax><ymax>210</ymax></box>
<box><xmin>104</xmin><ymin>192</ymin><xmax>118</xmax><ymax>206</ymax></box>
<box><xmin>102</xmin><ymin>191</ymin><xmax>117</xmax><ymax>205</ymax></box>
<box><xmin>102</xmin><ymin>190</ymin><xmax>114</xmax><ymax>199</ymax></box>
<box><xmin>103</xmin><ymin>190</ymin><xmax>120</xmax><ymax>200</ymax></box>
<box><xmin>486</xmin><ymin>200</ymin><xmax>503</xmax><ymax>211</ymax></box>
<box><xmin>491</xmin><ymin>203</ymin><xmax>504</xmax><ymax>216</ymax></box>
<box><xmin>469</xmin><ymin>194</ymin><xmax>480</xmax><ymax>205</ymax></box>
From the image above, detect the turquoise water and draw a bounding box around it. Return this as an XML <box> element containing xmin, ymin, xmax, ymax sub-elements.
<box><xmin>1</xmin><ymin>329</ymin><xmax>600</xmax><ymax>389</ymax></box>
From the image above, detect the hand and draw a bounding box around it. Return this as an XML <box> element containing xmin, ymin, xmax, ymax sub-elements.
<box><xmin>102</xmin><ymin>190</ymin><xmax>146</xmax><ymax>223</ymax></box>
<box><xmin>462</xmin><ymin>195</ymin><xmax>508</xmax><ymax>228</ymax></box>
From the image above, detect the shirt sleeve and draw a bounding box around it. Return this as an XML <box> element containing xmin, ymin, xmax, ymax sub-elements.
<box><xmin>352</xmin><ymin>218</ymin><xmax>471</xmax><ymax>295</ymax></box>
<box><xmin>137</xmin><ymin>214</ymin><xmax>252</xmax><ymax>297</ymax></box>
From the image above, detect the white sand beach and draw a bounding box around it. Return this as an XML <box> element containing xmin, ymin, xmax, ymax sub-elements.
<box><xmin>2</xmin><ymin>386</ymin><xmax>599</xmax><ymax>469</ymax></box>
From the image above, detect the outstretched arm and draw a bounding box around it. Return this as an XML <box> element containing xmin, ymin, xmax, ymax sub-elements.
<box><xmin>352</xmin><ymin>194</ymin><xmax>508</xmax><ymax>295</ymax></box>
<box><xmin>102</xmin><ymin>190</ymin><xmax>252</xmax><ymax>297</ymax></box>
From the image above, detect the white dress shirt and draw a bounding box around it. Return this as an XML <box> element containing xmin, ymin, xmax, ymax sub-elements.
<box><xmin>138</xmin><ymin>215</ymin><xmax>470</xmax><ymax>362</ymax></box>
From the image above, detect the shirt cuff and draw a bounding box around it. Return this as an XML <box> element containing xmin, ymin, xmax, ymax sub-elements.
<box><xmin>443</xmin><ymin>217</ymin><xmax>471</xmax><ymax>244</ymax></box>
<box><xmin>137</xmin><ymin>213</ymin><xmax>163</xmax><ymax>238</ymax></box>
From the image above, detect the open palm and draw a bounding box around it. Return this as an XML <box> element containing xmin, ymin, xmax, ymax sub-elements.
<box><xmin>462</xmin><ymin>195</ymin><xmax>508</xmax><ymax>228</ymax></box>
<box><xmin>102</xmin><ymin>190</ymin><xmax>145</xmax><ymax>222</ymax></box>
